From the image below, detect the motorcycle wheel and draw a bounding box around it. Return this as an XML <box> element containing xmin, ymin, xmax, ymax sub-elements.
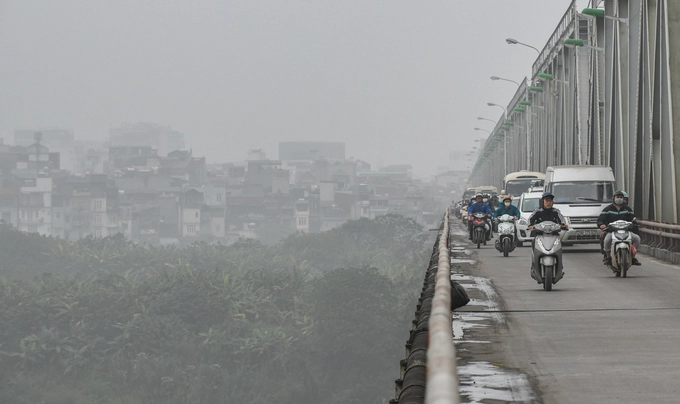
<box><xmin>476</xmin><ymin>237</ymin><xmax>481</xmax><ymax>249</ymax></box>
<box><xmin>619</xmin><ymin>251</ymin><xmax>629</xmax><ymax>278</ymax></box>
<box><xmin>503</xmin><ymin>238</ymin><xmax>510</xmax><ymax>257</ymax></box>
<box><xmin>543</xmin><ymin>265</ymin><xmax>553</xmax><ymax>291</ymax></box>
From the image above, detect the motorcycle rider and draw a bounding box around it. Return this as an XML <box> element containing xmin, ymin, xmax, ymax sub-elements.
<box><xmin>527</xmin><ymin>192</ymin><xmax>568</xmax><ymax>244</ymax></box>
<box><xmin>598</xmin><ymin>190</ymin><xmax>641</xmax><ymax>266</ymax></box>
<box><xmin>468</xmin><ymin>193</ymin><xmax>493</xmax><ymax>241</ymax></box>
<box><xmin>493</xmin><ymin>195</ymin><xmax>521</xmax><ymax>241</ymax></box>
<box><xmin>483</xmin><ymin>193</ymin><xmax>496</xmax><ymax>236</ymax></box>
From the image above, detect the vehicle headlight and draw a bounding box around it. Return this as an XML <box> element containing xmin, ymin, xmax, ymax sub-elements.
<box><xmin>518</xmin><ymin>218</ymin><xmax>528</xmax><ymax>226</ymax></box>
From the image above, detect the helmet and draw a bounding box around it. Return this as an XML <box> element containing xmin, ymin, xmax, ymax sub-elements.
<box><xmin>613</xmin><ymin>190</ymin><xmax>625</xmax><ymax>198</ymax></box>
<box><xmin>621</xmin><ymin>191</ymin><xmax>629</xmax><ymax>198</ymax></box>
<box><xmin>474</xmin><ymin>193</ymin><xmax>483</xmax><ymax>199</ymax></box>
<box><xmin>541</xmin><ymin>192</ymin><xmax>554</xmax><ymax>200</ymax></box>
<box><xmin>502</xmin><ymin>195</ymin><xmax>512</xmax><ymax>202</ymax></box>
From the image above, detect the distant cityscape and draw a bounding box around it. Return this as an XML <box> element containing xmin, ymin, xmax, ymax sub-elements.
<box><xmin>0</xmin><ymin>123</ymin><xmax>469</xmax><ymax>245</ymax></box>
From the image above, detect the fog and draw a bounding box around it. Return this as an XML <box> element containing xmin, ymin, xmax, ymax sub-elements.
<box><xmin>1</xmin><ymin>0</ymin><xmax>580</xmax><ymax>176</ymax></box>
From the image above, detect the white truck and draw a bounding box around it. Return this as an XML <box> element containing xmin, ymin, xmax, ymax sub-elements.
<box><xmin>544</xmin><ymin>165</ymin><xmax>616</xmax><ymax>245</ymax></box>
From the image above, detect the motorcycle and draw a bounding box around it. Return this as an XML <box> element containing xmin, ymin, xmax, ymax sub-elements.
<box><xmin>470</xmin><ymin>213</ymin><xmax>489</xmax><ymax>249</ymax></box>
<box><xmin>530</xmin><ymin>221</ymin><xmax>565</xmax><ymax>291</ymax></box>
<box><xmin>494</xmin><ymin>214</ymin><xmax>516</xmax><ymax>257</ymax></box>
<box><xmin>460</xmin><ymin>204</ymin><xmax>469</xmax><ymax>222</ymax></box>
<box><xmin>605</xmin><ymin>220</ymin><xmax>635</xmax><ymax>278</ymax></box>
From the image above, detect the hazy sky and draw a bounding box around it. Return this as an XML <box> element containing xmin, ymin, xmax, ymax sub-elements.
<box><xmin>1</xmin><ymin>0</ymin><xmax>585</xmax><ymax>177</ymax></box>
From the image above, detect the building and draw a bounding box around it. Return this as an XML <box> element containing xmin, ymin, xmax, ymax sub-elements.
<box><xmin>109</xmin><ymin>122</ymin><xmax>185</xmax><ymax>157</ymax></box>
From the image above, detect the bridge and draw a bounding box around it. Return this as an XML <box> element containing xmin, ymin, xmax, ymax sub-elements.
<box><xmin>469</xmin><ymin>0</ymin><xmax>680</xmax><ymax>223</ymax></box>
<box><xmin>391</xmin><ymin>1</ymin><xmax>680</xmax><ymax>402</ymax></box>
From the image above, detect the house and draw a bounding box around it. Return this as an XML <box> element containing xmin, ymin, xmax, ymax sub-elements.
<box><xmin>180</xmin><ymin>189</ymin><xmax>203</xmax><ymax>238</ymax></box>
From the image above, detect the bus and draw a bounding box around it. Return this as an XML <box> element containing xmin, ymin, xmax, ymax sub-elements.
<box><xmin>462</xmin><ymin>187</ymin><xmax>477</xmax><ymax>202</ymax></box>
<box><xmin>502</xmin><ymin>171</ymin><xmax>546</xmax><ymax>197</ymax></box>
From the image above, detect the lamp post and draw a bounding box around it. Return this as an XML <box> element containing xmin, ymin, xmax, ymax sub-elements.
<box><xmin>537</xmin><ymin>72</ymin><xmax>569</xmax><ymax>86</ymax></box>
<box><xmin>506</xmin><ymin>40</ymin><xmax>540</xmax><ymax>172</ymax></box>
<box><xmin>487</xmin><ymin>102</ymin><xmax>508</xmax><ymax>180</ymax></box>
<box><xmin>487</xmin><ymin>102</ymin><xmax>507</xmax><ymax>119</ymax></box>
<box><xmin>490</xmin><ymin>76</ymin><xmax>521</xmax><ymax>87</ymax></box>
<box><xmin>564</xmin><ymin>38</ymin><xmax>604</xmax><ymax>52</ymax></box>
<box><xmin>581</xmin><ymin>7</ymin><xmax>628</xmax><ymax>24</ymax></box>
<box><xmin>505</xmin><ymin>38</ymin><xmax>541</xmax><ymax>55</ymax></box>
<box><xmin>477</xmin><ymin>117</ymin><xmax>497</xmax><ymax>125</ymax></box>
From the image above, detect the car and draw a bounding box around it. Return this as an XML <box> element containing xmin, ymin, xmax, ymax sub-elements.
<box><xmin>515</xmin><ymin>191</ymin><xmax>543</xmax><ymax>247</ymax></box>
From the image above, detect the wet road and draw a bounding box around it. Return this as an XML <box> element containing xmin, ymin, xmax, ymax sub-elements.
<box><xmin>451</xmin><ymin>223</ymin><xmax>680</xmax><ymax>404</ymax></box>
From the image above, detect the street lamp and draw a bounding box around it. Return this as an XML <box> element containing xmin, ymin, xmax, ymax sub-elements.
<box><xmin>488</xmin><ymin>102</ymin><xmax>509</xmax><ymax>178</ymax></box>
<box><xmin>537</xmin><ymin>72</ymin><xmax>569</xmax><ymax>86</ymax></box>
<box><xmin>490</xmin><ymin>76</ymin><xmax>521</xmax><ymax>87</ymax></box>
<box><xmin>564</xmin><ymin>38</ymin><xmax>604</xmax><ymax>52</ymax></box>
<box><xmin>474</xmin><ymin>127</ymin><xmax>491</xmax><ymax>135</ymax></box>
<box><xmin>477</xmin><ymin>117</ymin><xmax>497</xmax><ymax>125</ymax></box>
<box><xmin>487</xmin><ymin>102</ymin><xmax>507</xmax><ymax>119</ymax></box>
<box><xmin>505</xmin><ymin>38</ymin><xmax>541</xmax><ymax>55</ymax></box>
<box><xmin>581</xmin><ymin>7</ymin><xmax>628</xmax><ymax>24</ymax></box>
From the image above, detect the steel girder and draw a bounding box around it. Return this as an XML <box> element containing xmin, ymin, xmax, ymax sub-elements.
<box><xmin>469</xmin><ymin>0</ymin><xmax>679</xmax><ymax>222</ymax></box>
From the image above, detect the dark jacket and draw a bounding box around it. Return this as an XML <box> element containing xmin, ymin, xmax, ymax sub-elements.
<box><xmin>529</xmin><ymin>207</ymin><xmax>566</xmax><ymax>227</ymax></box>
<box><xmin>597</xmin><ymin>203</ymin><xmax>635</xmax><ymax>227</ymax></box>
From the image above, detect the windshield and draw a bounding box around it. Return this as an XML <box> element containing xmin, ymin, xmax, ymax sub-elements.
<box><xmin>551</xmin><ymin>181</ymin><xmax>614</xmax><ymax>204</ymax></box>
<box><xmin>505</xmin><ymin>180</ymin><xmax>535</xmax><ymax>196</ymax></box>
<box><xmin>521</xmin><ymin>197</ymin><xmax>540</xmax><ymax>212</ymax></box>
<box><xmin>462</xmin><ymin>190</ymin><xmax>476</xmax><ymax>199</ymax></box>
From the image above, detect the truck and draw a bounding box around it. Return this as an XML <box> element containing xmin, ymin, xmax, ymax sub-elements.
<box><xmin>543</xmin><ymin>165</ymin><xmax>615</xmax><ymax>245</ymax></box>
<box><xmin>502</xmin><ymin>170</ymin><xmax>546</xmax><ymax>197</ymax></box>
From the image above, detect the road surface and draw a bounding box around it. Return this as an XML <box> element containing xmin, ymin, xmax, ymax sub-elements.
<box><xmin>451</xmin><ymin>223</ymin><xmax>680</xmax><ymax>404</ymax></box>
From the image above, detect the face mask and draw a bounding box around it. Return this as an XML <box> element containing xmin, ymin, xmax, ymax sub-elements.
<box><xmin>504</xmin><ymin>202</ymin><xmax>511</xmax><ymax>207</ymax></box>
<box><xmin>614</xmin><ymin>198</ymin><xmax>624</xmax><ymax>206</ymax></box>
<box><xmin>482</xmin><ymin>198</ymin><xmax>488</xmax><ymax>203</ymax></box>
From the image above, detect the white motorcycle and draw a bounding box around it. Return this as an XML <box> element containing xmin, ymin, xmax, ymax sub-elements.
<box><xmin>494</xmin><ymin>214</ymin><xmax>516</xmax><ymax>257</ymax></box>
<box><xmin>531</xmin><ymin>221</ymin><xmax>565</xmax><ymax>291</ymax></box>
<box><xmin>605</xmin><ymin>220</ymin><xmax>635</xmax><ymax>278</ymax></box>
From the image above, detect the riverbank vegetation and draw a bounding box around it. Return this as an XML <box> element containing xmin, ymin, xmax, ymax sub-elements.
<box><xmin>0</xmin><ymin>214</ymin><xmax>431</xmax><ymax>403</ymax></box>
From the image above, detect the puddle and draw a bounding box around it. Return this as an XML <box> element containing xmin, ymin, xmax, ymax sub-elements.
<box><xmin>458</xmin><ymin>361</ymin><xmax>536</xmax><ymax>404</ymax></box>
<box><xmin>452</xmin><ymin>258</ymin><xmax>477</xmax><ymax>265</ymax></box>
<box><xmin>451</xmin><ymin>271</ymin><xmax>535</xmax><ymax>403</ymax></box>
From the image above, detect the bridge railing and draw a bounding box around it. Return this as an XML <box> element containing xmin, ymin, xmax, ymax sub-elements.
<box><xmin>637</xmin><ymin>220</ymin><xmax>680</xmax><ymax>251</ymax></box>
<box><xmin>425</xmin><ymin>211</ymin><xmax>459</xmax><ymax>404</ymax></box>
<box><xmin>390</xmin><ymin>211</ymin><xmax>459</xmax><ymax>404</ymax></box>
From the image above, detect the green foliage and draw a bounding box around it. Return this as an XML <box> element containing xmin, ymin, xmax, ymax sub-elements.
<box><xmin>0</xmin><ymin>214</ymin><xmax>428</xmax><ymax>403</ymax></box>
